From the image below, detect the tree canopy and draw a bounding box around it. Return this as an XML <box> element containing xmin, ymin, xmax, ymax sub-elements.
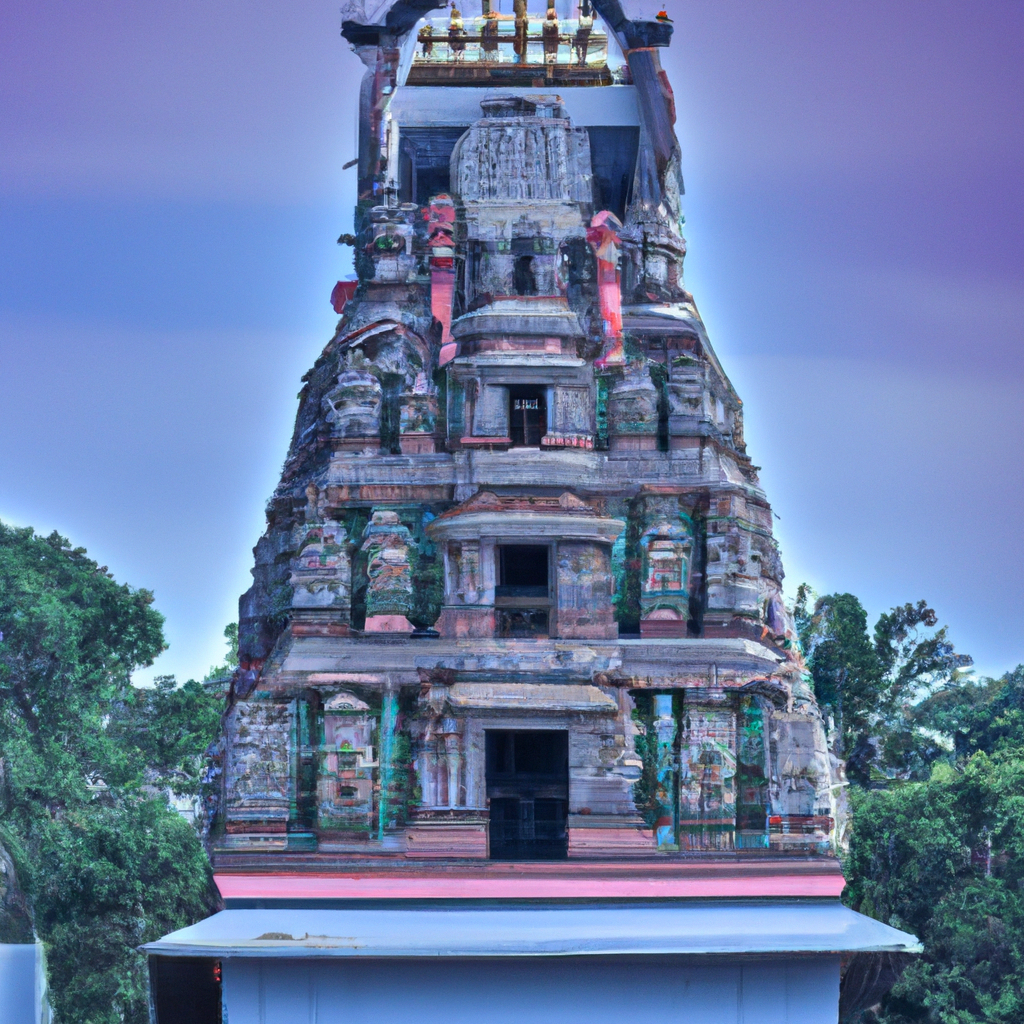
<box><xmin>795</xmin><ymin>587</ymin><xmax>971</xmax><ymax>785</ymax></box>
<box><xmin>0</xmin><ymin>522</ymin><xmax>221</xmax><ymax>1024</ymax></box>
<box><xmin>843</xmin><ymin>668</ymin><xmax>1024</xmax><ymax>1023</ymax></box>
<box><xmin>795</xmin><ymin>586</ymin><xmax>1023</xmax><ymax>1024</ymax></box>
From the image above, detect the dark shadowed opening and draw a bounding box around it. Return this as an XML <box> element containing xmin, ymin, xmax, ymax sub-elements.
<box><xmin>498</xmin><ymin>544</ymin><xmax>548</xmax><ymax>592</ymax></box>
<box><xmin>513</xmin><ymin>254</ymin><xmax>537</xmax><ymax>296</ymax></box>
<box><xmin>150</xmin><ymin>957</ymin><xmax>221</xmax><ymax>1024</ymax></box>
<box><xmin>508</xmin><ymin>387</ymin><xmax>547</xmax><ymax>447</ymax></box>
<box><xmin>496</xmin><ymin>544</ymin><xmax>550</xmax><ymax>636</ymax></box>
<box><xmin>486</xmin><ymin>730</ymin><xmax>568</xmax><ymax>860</ymax></box>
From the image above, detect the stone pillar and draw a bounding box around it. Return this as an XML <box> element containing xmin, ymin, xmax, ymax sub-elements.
<box><xmin>361</xmin><ymin>511</ymin><xmax>415</xmax><ymax>633</ymax></box>
<box><xmin>653</xmin><ymin>694</ymin><xmax>677</xmax><ymax>849</ymax></box>
<box><xmin>222</xmin><ymin>699</ymin><xmax>292</xmax><ymax>849</ymax></box>
<box><xmin>555</xmin><ymin>541</ymin><xmax>616</xmax><ymax>639</ymax></box>
<box><xmin>377</xmin><ymin>687</ymin><xmax>399</xmax><ymax>839</ymax></box>
<box><xmin>435</xmin><ymin>539</ymin><xmax>496</xmax><ymax>638</ymax></box>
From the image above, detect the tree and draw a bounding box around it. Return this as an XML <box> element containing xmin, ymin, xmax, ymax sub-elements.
<box><xmin>916</xmin><ymin>665</ymin><xmax>1024</xmax><ymax>761</ymax></box>
<box><xmin>794</xmin><ymin>587</ymin><xmax>970</xmax><ymax>785</ymax></box>
<box><xmin>0</xmin><ymin>521</ymin><xmax>220</xmax><ymax>1024</ymax></box>
<box><xmin>203</xmin><ymin>622</ymin><xmax>238</xmax><ymax>684</ymax></box>
<box><xmin>795</xmin><ymin>588</ymin><xmax>882</xmax><ymax>762</ymax></box>
<box><xmin>843</xmin><ymin>665</ymin><xmax>1024</xmax><ymax>1023</ymax></box>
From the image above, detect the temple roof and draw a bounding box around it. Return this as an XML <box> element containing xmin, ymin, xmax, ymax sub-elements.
<box><xmin>145</xmin><ymin>900</ymin><xmax>920</xmax><ymax>958</ymax></box>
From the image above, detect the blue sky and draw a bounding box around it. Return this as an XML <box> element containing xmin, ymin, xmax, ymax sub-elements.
<box><xmin>1</xmin><ymin>1</ymin><xmax>1021</xmax><ymax>681</ymax></box>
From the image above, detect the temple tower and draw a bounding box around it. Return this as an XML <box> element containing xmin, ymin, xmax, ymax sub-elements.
<box><xmin>147</xmin><ymin>6</ymin><xmax>919</xmax><ymax>1022</ymax></box>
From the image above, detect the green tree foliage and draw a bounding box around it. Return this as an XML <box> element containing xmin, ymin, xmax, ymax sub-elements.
<box><xmin>794</xmin><ymin>587</ymin><xmax>970</xmax><ymax>784</ymax></box>
<box><xmin>0</xmin><ymin>522</ymin><xmax>220</xmax><ymax>1024</ymax></box>
<box><xmin>917</xmin><ymin>666</ymin><xmax>1024</xmax><ymax>761</ymax></box>
<box><xmin>203</xmin><ymin>621</ymin><xmax>239</xmax><ymax>684</ymax></box>
<box><xmin>843</xmin><ymin>665</ymin><xmax>1024</xmax><ymax>1023</ymax></box>
<box><xmin>109</xmin><ymin>675</ymin><xmax>223</xmax><ymax>795</ymax></box>
<box><xmin>795</xmin><ymin>585</ymin><xmax>1024</xmax><ymax>1020</ymax></box>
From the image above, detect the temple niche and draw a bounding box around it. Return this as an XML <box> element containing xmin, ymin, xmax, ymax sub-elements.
<box><xmin>288</xmin><ymin>486</ymin><xmax>353</xmax><ymax>634</ymax></box>
<box><xmin>638</xmin><ymin>504</ymin><xmax>694</xmax><ymax>638</ymax></box>
<box><xmin>317</xmin><ymin>692</ymin><xmax>375</xmax><ymax>831</ymax></box>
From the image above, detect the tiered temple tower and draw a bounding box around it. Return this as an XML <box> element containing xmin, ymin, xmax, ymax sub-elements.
<box><xmin>221</xmin><ymin>1</ymin><xmax>836</xmax><ymax>863</ymax></box>
<box><xmin>147</xmin><ymin>6</ymin><xmax>918</xmax><ymax>1022</ymax></box>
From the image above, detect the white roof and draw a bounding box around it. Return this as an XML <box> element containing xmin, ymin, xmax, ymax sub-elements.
<box><xmin>145</xmin><ymin>902</ymin><xmax>920</xmax><ymax>958</ymax></box>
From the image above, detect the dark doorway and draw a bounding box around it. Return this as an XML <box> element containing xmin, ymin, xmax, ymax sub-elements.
<box><xmin>587</xmin><ymin>126</ymin><xmax>640</xmax><ymax>223</ymax></box>
<box><xmin>509</xmin><ymin>387</ymin><xmax>547</xmax><ymax>447</ymax></box>
<box><xmin>399</xmin><ymin>127</ymin><xmax>467</xmax><ymax>205</ymax></box>
<box><xmin>486</xmin><ymin>730</ymin><xmax>569</xmax><ymax>859</ymax></box>
<box><xmin>150</xmin><ymin>957</ymin><xmax>221</xmax><ymax>1024</ymax></box>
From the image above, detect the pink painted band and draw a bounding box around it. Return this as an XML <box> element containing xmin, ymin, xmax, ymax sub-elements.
<box><xmin>215</xmin><ymin>873</ymin><xmax>846</xmax><ymax>901</ymax></box>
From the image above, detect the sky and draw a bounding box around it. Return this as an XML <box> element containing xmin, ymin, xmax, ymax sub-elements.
<box><xmin>1</xmin><ymin>1</ymin><xmax>1021</xmax><ymax>683</ymax></box>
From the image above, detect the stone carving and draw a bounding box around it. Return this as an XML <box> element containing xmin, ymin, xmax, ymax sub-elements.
<box><xmin>361</xmin><ymin>510</ymin><xmax>416</xmax><ymax>632</ymax></box>
<box><xmin>607</xmin><ymin>362</ymin><xmax>659</xmax><ymax>449</ymax></box>
<box><xmin>223</xmin><ymin>700</ymin><xmax>292</xmax><ymax>838</ymax></box>
<box><xmin>290</xmin><ymin>487</ymin><xmax>351</xmax><ymax>614</ymax></box>
<box><xmin>322</xmin><ymin>369</ymin><xmax>382</xmax><ymax>447</ymax></box>
<box><xmin>556</xmin><ymin>541</ymin><xmax>615</xmax><ymax>639</ymax></box>
<box><xmin>639</xmin><ymin>512</ymin><xmax>693</xmax><ymax>636</ymax></box>
<box><xmin>366</xmin><ymin>204</ymin><xmax>418</xmax><ymax>283</ymax></box>
<box><xmin>318</xmin><ymin>691</ymin><xmax>375</xmax><ymax>831</ymax></box>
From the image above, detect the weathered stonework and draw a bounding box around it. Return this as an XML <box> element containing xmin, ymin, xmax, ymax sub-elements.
<box><xmin>214</xmin><ymin>0</ymin><xmax>836</xmax><ymax>869</ymax></box>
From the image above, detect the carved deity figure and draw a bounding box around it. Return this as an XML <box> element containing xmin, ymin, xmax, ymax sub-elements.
<box><xmin>416</xmin><ymin>672</ymin><xmax>464</xmax><ymax>809</ymax></box>
<box><xmin>542</xmin><ymin>3</ymin><xmax>559</xmax><ymax>64</ymax></box>
<box><xmin>574</xmin><ymin>0</ymin><xmax>593</xmax><ymax>64</ymax></box>
<box><xmin>448</xmin><ymin>4</ymin><xmax>465</xmax><ymax>58</ymax></box>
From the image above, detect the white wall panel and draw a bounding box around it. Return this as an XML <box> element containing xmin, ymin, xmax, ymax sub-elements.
<box><xmin>223</xmin><ymin>955</ymin><xmax>839</xmax><ymax>1024</ymax></box>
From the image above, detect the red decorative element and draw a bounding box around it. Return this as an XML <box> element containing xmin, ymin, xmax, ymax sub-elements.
<box><xmin>427</xmin><ymin>195</ymin><xmax>458</xmax><ymax>365</ymax></box>
<box><xmin>541</xmin><ymin>434</ymin><xmax>595</xmax><ymax>450</ymax></box>
<box><xmin>214</xmin><ymin>864</ymin><xmax>846</xmax><ymax>901</ymax></box>
<box><xmin>587</xmin><ymin>211</ymin><xmax>625</xmax><ymax>369</ymax></box>
<box><xmin>331</xmin><ymin>280</ymin><xmax>358</xmax><ymax>314</ymax></box>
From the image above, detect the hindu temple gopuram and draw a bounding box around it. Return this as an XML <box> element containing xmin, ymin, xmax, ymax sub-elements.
<box><xmin>146</xmin><ymin>4</ymin><xmax>918</xmax><ymax>1021</ymax></box>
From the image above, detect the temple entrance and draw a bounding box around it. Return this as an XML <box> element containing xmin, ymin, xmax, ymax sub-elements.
<box><xmin>486</xmin><ymin>730</ymin><xmax>568</xmax><ymax>860</ymax></box>
<box><xmin>509</xmin><ymin>387</ymin><xmax>547</xmax><ymax>447</ymax></box>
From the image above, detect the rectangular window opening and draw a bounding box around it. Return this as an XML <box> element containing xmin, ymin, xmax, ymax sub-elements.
<box><xmin>508</xmin><ymin>387</ymin><xmax>547</xmax><ymax>447</ymax></box>
<box><xmin>496</xmin><ymin>544</ymin><xmax>550</xmax><ymax>637</ymax></box>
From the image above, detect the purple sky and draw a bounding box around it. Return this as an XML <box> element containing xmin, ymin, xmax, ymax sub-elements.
<box><xmin>1</xmin><ymin>1</ymin><xmax>1021</xmax><ymax>682</ymax></box>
